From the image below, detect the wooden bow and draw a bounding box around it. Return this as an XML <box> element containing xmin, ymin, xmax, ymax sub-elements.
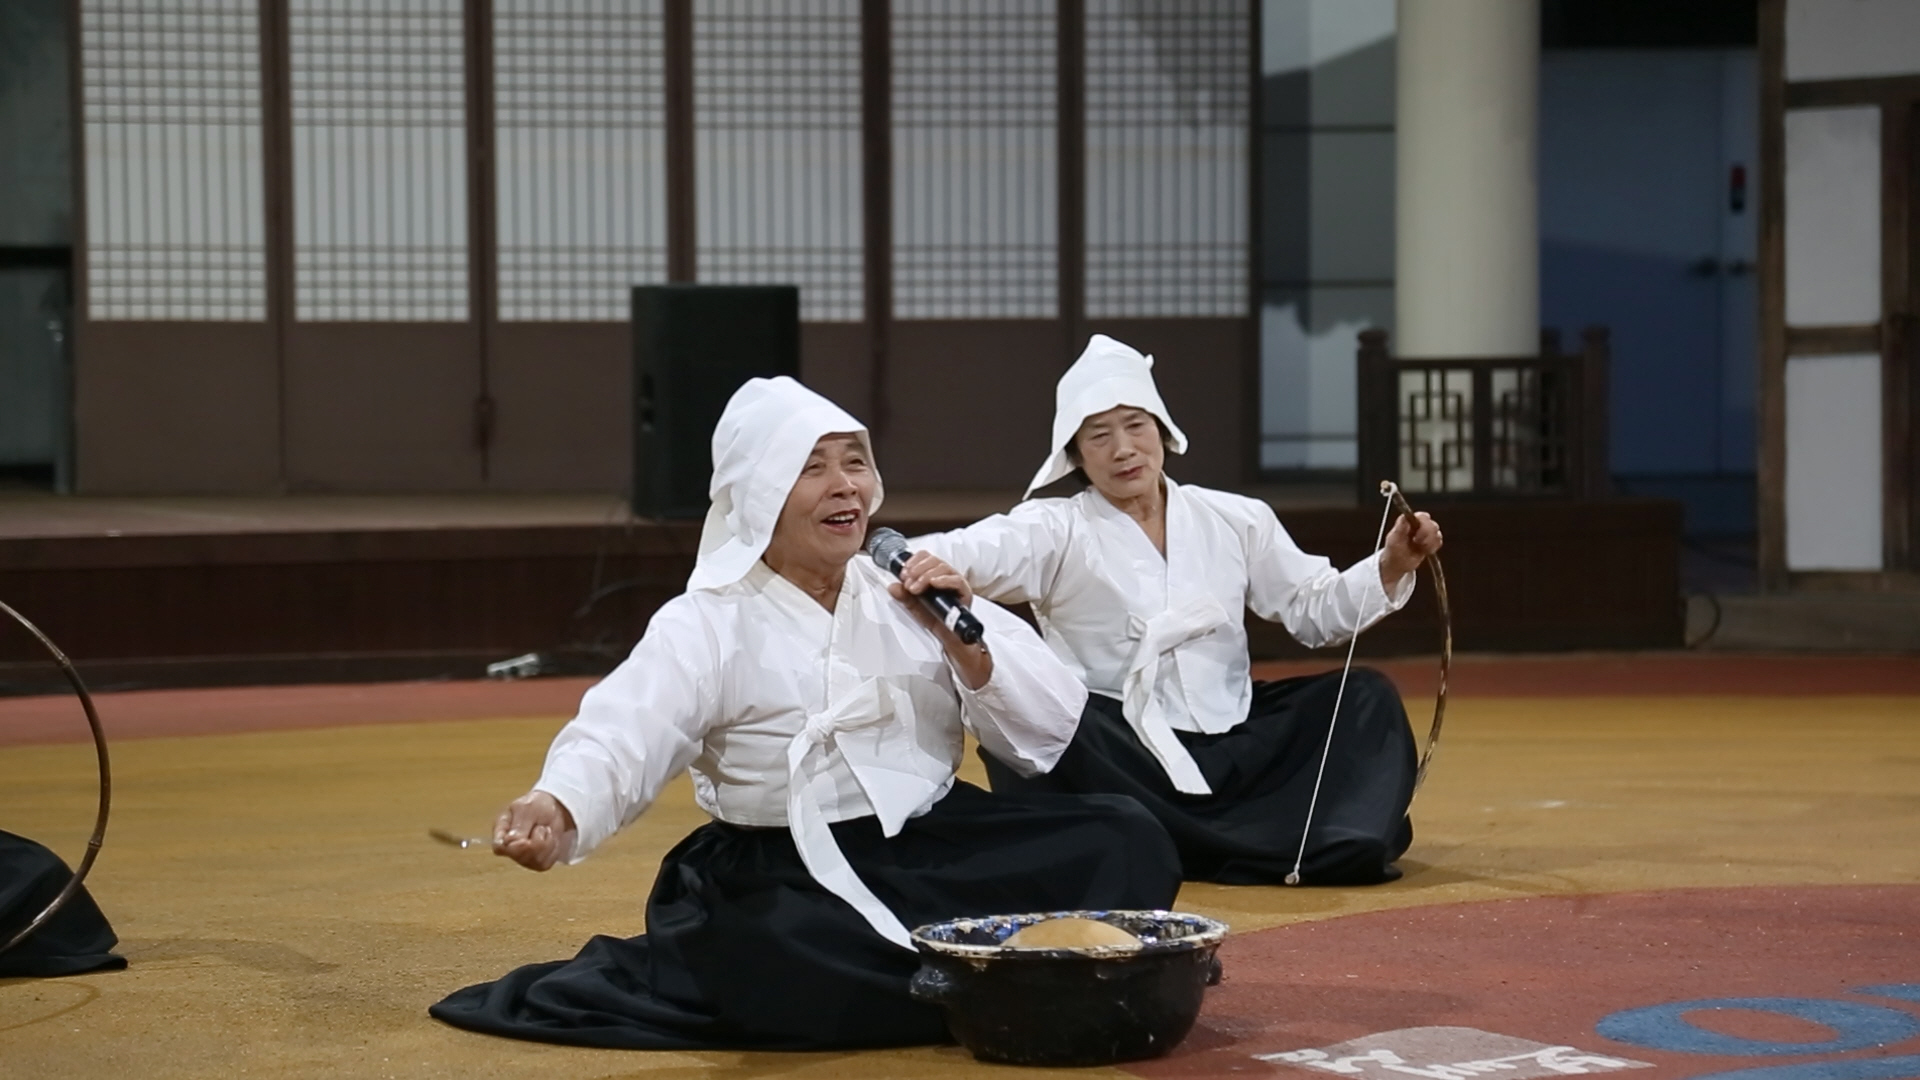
<box><xmin>1380</xmin><ymin>481</ymin><xmax>1450</xmax><ymax>796</ymax></box>
<box><xmin>0</xmin><ymin>600</ymin><xmax>112</xmax><ymax>958</ymax></box>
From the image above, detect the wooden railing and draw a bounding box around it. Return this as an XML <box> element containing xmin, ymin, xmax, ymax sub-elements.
<box><xmin>1356</xmin><ymin>327</ymin><xmax>1611</xmax><ymax>500</ymax></box>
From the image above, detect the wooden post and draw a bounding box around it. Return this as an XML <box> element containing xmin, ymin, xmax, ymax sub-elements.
<box><xmin>663</xmin><ymin>0</ymin><xmax>695</xmax><ymax>283</ymax></box>
<box><xmin>1580</xmin><ymin>325</ymin><xmax>1612</xmax><ymax>498</ymax></box>
<box><xmin>1356</xmin><ymin>329</ymin><xmax>1396</xmax><ymax>501</ymax></box>
<box><xmin>860</xmin><ymin>0</ymin><xmax>891</xmax><ymax>444</ymax></box>
<box><xmin>1057</xmin><ymin>0</ymin><xmax>1085</xmax><ymax>356</ymax></box>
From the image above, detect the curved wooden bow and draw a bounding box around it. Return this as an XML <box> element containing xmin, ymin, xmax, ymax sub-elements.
<box><xmin>0</xmin><ymin>600</ymin><xmax>112</xmax><ymax>958</ymax></box>
<box><xmin>1380</xmin><ymin>481</ymin><xmax>1450</xmax><ymax>796</ymax></box>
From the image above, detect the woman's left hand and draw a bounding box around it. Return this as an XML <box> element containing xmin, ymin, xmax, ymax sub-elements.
<box><xmin>888</xmin><ymin>551</ymin><xmax>992</xmax><ymax>687</ymax></box>
<box><xmin>1380</xmin><ymin>511</ymin><xmax>1443</xmax><ymax>588</ymax></box>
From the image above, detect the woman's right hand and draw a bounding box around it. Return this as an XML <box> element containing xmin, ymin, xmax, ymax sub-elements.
<box><xmin>492</xmin><ymin>790</ymin><xmax>577</xmax><ymax>871</ymax></box>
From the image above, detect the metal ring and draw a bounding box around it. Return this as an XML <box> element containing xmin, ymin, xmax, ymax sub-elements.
<box><xmin>0</xmin><ymin>600</ymin><xmax>112</xmax><ymax>958</ymax></box>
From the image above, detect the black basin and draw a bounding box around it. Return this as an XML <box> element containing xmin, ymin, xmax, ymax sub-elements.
<box><xmin>909</xmin><ymin>909</ymin><xmax>1228</xmax><ymax>1068</ymax></box>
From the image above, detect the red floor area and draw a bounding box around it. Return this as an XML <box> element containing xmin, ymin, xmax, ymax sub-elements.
<box><xmin>2</xmin><ymin>655</ymin><xmax>1917</xmax><ymax>748</ymax></box>
<box><xmin>1130</xmin><ymin>884</ymin><xmax>1920</xmax><ymax>1080</ymax></box>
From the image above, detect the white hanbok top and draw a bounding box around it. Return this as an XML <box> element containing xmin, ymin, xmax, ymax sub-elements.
<box><xmin>915</xmin><ymin>478</ymin><xmax>1412</xmax><ymax>795</ymax></box>
<box><xmin>532</xmin><ymin>556</ymin><xmax>1086</xmax><ymax>948</ymax></box>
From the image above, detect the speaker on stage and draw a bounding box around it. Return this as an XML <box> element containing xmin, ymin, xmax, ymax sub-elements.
<box><xmin>632</xmin><ymin>284</ymin><xmax>800</xmax><ymax>519</ymax></box>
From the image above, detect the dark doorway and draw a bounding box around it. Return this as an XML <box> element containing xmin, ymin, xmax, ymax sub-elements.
<box><xmin>0</xmin><ymin>0</ymin><xmax>74</xmax><ymax>492</ymax></box>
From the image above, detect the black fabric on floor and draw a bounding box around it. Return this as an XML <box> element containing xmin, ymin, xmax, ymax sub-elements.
<box><xmin>429</xmin><ymin>782</ymin><xmax>1181</xmax><ymax>1050</ymax></box>
<box><xmin>981</xmin><ymin>669</ymin><xmax>1417</xmax><ymax>885</ymax></box>
<box><xmin>0</xmin><ymin>829</ymin><xmax>126</xmax><ymax>979</ymax></box>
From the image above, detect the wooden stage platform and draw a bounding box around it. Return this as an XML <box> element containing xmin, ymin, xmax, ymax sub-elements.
<box><xmin>0</xmin><ymin>490</ymin><xmax>1684</xmax><ymax>694</ymax></box>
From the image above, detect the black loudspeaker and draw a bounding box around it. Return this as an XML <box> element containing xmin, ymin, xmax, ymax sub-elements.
<box><xmin>632</xmin><ymin>284</ymin><xmax>801</xmax><ymax>519</ymax></box>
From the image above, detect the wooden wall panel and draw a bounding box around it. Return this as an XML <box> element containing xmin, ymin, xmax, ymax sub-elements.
<box><xmin>0</xmin><ymin>499</ymin><xmax>1682</xmax><ymax>693</ymax></box>
<box><xmin>486</xmin><ymin>322</ymin><xmax>631</xmax><ymax>492</ymax></box>
<box><xmin>74</xmin><ymin>323</ymin><xmax>281</xmax><ymax>493</ymax></box>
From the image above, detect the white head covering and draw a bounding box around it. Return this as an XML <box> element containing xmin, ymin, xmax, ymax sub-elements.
<box><xmin>689</xmin><ymin>376</ymin><xmax>883</xmax><ymax>592</ymax></box>
<box><xmin>1024</xmin><ymin>334</ymin><xmax>1189</xmax><ymax>497</ymax></box>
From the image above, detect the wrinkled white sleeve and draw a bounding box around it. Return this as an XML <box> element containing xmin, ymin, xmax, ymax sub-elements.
<box><xmin>910</xmin><ymin>501</ymin><xmax>1074</xmax><ymax>606</ymax></box>
<box><xmin>532</xmin><ymin>599</ymin><xmax>720</xmax><ymax>862</ymax></box>
<box><xmin>1237</xmin><ymin>497</ymin><xmax>1415</xmax><ymax>650</ymax></box>
<box><xmin>949</xmin><ymin>597</ymin><xmax>1089</xmax><ymax>778</ymax></box>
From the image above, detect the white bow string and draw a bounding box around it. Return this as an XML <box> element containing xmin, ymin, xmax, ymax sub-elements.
<box><xmin>1285</xmin><ymin>483</ymin><xmax>1398</xmax><ymax>887</ymax></box>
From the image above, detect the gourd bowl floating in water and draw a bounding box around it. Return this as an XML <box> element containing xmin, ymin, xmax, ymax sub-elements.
<box><xmin>909</xmin><ymin>909</ymin><xmax>1228</xmax><ymax>1068</ymax></box>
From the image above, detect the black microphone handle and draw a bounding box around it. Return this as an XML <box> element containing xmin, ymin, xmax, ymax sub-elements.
<box><xmin>881</xmin><ymin>550</ymin><xmax>986</xmax><ymax>645</ymax></box>
<box><xmin>917</xmin><ymin>588</ymin><xmax>986</xmax><ymax>646</ymax></box>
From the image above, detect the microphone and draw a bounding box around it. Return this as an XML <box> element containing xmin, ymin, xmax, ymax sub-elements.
<box><xmin>865</xmin><ymin>527</ymin><xmax>986</xmax><ymax>645</ymax></box>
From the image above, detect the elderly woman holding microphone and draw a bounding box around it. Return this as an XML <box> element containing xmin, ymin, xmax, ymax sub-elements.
<box><xmin>431</xmin><ymin>376</ymin><xmax>1179</xmax><ymax>1050</ymax></box>
<box><xmin>912</xmin><ymin>336</ymin><xmax>1443</xmax><ymax>887</ymax></box>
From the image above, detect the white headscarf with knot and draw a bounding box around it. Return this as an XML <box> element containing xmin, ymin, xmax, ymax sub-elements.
<box><xmin>688</xmin><ymin>376</ymin><xmax>883</xmax><ymax>592</ymax></box>
<box><xmin>1024</xmin><ymin>334</ymin><xmax>1190</xmax><ymax>498</ymax></box>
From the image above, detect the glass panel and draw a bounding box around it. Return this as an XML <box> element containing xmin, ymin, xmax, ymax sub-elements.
<box><xmin>0</xmin><ymin>268</ymin><xmax>66</xmax><ymax>466</ymax></box>
<box><xmin>81</xmin><ymin>0</ymin><xmax>265</xmax><ymax>320</ymax></box>
<box><xmin>892</xmin><ymin>0</ymin><xmax>1057</xmax><ymax>320</ymax></box>
<box><xmin>495</xmin><ymin>0</ymin><xmax>667</xmax><ymax>322</ymax></box>
<box><xmin>290</xmin><ymin>0</ymin><xmax>468</xmax><ymax>322</ymax></box>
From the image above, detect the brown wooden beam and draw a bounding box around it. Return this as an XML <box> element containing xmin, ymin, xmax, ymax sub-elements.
<box><xmin>64</xmin><ymin>0</ymin><xmax>86</xmax><ymax>492</ymax></box>
<box><xmin>1786</xmin><ymin>74</ymin><xmax>1920</xmax><ymax>110</ymax></box>
<box><xmin>860</xmin><ymin>0</ymin><xmax>892</xmax><ymax>443</ymax></box>
<box><xmin>663</xmin><ymin>0</ymin><xmax>695</xmax><ymax>283</ymax></box>
<box><xmin>1884</xmin><ymin>103</ymin><xmax>1916</xmax><ymax>571</ymax></box>
<box><xmin>260</xmin><ymin>0</ymin><xmax>294</xmax><ymax>490</ymax></box>
<box><xmin>1757</xmin><ymin>0</ymin><xmax>1788</xmax><ymax>591</ymax></box>
<box><xmin>1057</xmin><ymin>0</ymin><xmax>1085</xmax><ymax>355</ymax></box>
<box><xmin>1243</xmin><ymin>0</ymin><xmax>1262</xmax><ymax>485</ymax></box>
<box><xmin>464</xmin><ymin>0</ymin><xmax>499</xmax><ymax>477</ymax></box>
<box><xmin>1784</xmin><ymin>323</ymin><xmax>1883</xmax><ymax>355</ymax></box>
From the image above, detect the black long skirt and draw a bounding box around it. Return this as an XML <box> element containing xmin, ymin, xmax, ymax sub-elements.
<box><xmin>980</xmin><ymin>669</ymin><xmax>1417</xmax><ymax>886</ymax></box>
<box><xmin>0</xmin><ymin>829</ymin><xmax>126</xmax><ymax>979</ymax></box>
<box><xmin>429</xmin><ymin>782</ymin><xmax>1180</xmax><ymax>1050</ymax></box>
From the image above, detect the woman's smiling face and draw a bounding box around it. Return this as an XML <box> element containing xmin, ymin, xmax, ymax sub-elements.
<box><xmin>765</xmin><ymin>433</ymin><xmax>878</xmax><ymax>573</ymax></box>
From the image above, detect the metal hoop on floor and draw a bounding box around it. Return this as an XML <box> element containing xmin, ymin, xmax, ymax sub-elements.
<box><xmin>0</xmin><ymin>600</ymin><xmax>112</xmax><ymax>958</ymax></box>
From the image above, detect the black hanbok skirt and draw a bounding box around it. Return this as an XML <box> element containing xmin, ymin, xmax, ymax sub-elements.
<box><xmin>0</xmin><ymin>829</ymin><xmax>126</xmax><ymax>979</ymax></box>
<box><xmin>980</xmin><ymin>669</ymin><xmax>1417</xmax><ymax>886</ymax></box>
<box><xmin>429</xmin><ymin>781</ymin><xmax>1180</xmax><ymax>1050</ymax></box>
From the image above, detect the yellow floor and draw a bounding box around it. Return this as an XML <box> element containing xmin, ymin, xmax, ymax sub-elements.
<box><xmin>3</xmin><ymin>695</ymin><xmax>1918</xmax><ymax>1079</ymax></box>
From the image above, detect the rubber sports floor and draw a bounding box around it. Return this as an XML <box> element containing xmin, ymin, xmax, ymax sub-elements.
<box><xmin>3</xmin><ymin>654</ymin><xmax>1917</xmax><ymax>1080</ymax></box>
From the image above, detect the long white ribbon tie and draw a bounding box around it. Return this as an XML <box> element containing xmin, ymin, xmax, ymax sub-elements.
<box><xmin>784</xmin><ymin>678</ymin><xmax>941</xmax><ymax>950</ymax></box>
<box><xmin>1121</xmin><ymin>595</ymin><xmax>1233</xmax><ymax>796</ymax></box>
<box><xmin>1286</xmin><ymin>487</ymin><xmax>1397</xmax><ymax>886</ymax></box>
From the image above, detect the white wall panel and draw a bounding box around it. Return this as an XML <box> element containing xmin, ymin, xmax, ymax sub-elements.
<box><xmin>1786</xmin><ymin>0</ymin><xmax>1920</xmax><ymax>81</ymax></box>
<box><xmin>1783</xmin><ymin>106</ymin><xmax>1880</xmax><ymax>327</ymax></box>
<box><xmin>1785</xmin><ymin>353</ymin><xmax>1882</xmax><ymax>570</ymax></box>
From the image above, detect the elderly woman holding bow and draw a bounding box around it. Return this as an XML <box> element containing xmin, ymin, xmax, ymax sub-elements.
<box><xmin>431</xmin><ymin>377</ymin><xmax>1179</xmax><ymax>1050</ymax></box>
<box><xmin>912</xmin><ymin>336</ymin><xmax>1443</xmax><ymax>887</ymax></box>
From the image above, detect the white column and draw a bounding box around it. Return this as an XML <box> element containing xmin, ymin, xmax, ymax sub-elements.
<box><xmin>1395</xmin><ymin>0</ymin><xmax>1539</xmax><ymax>357</ymax></box>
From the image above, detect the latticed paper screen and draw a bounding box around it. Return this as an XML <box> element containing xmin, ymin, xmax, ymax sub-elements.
<box><xmin>1085</xmin><ymin>0</ymin><xmax>1248</xmax><ymax>319</ymax></box>
<box><xmin>81</xmin><ymin>0</ymin><xmax>267</xmax><ymax>321</ymax></box>
<box><xmin>695</xmin><ymin>0</ymin><xmax>863</xmax><ymax>323</ymax></box>
<box><xmin>289</xmin><ymin>0</ymin><xmax>469</xmax><ymax>322</ymax></box>
<box><xmin>495</xmin><ymin>0</ymin><xmax>668</xmax><ymax>322</ymax></box>
<box><xmin>891</xmin><ymin>0</ymin><xmax>1058</xmax><ymax>320</ymax></box>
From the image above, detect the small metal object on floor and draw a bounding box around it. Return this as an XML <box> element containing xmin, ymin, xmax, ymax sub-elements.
<box><xmin>429</xmin><ymin>829</ymin><xmax>489</xmax><ymax>850</ymax></box>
